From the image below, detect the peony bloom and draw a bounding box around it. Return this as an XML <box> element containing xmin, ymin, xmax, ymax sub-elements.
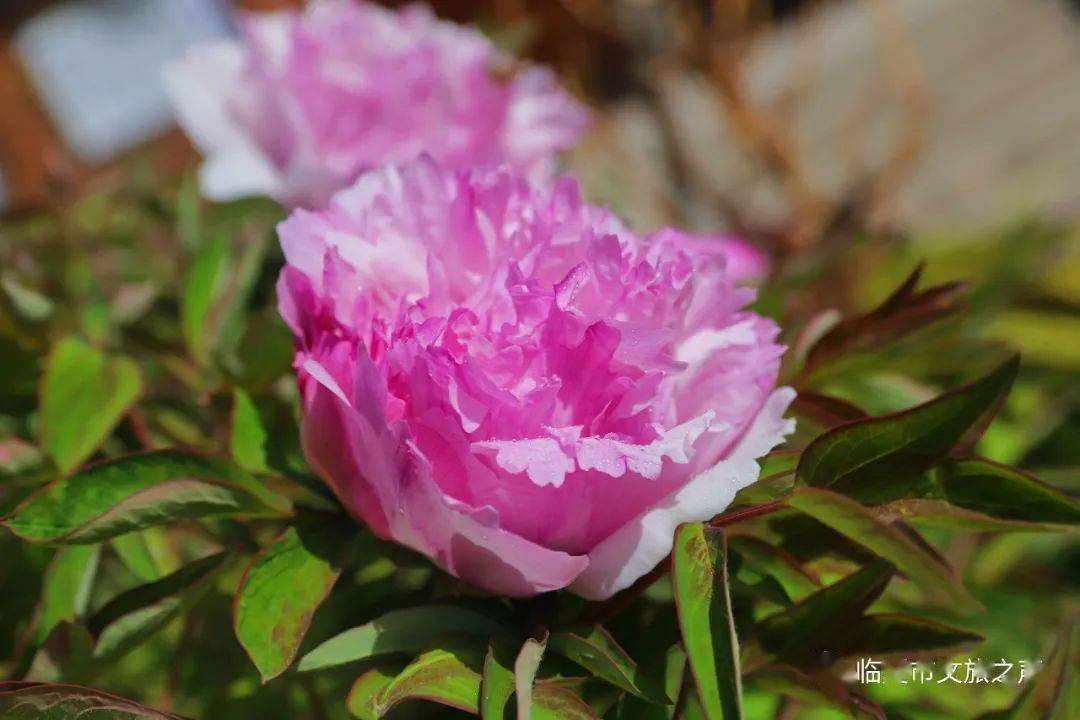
<box><xmin>683</xmin><ymin>234</ymin><xmax>771</xmax><ymax>284</ymax></box>
<box><xmin>165</xmin><ymin>0</ymin><xmax>588</xmax><ymax>209</ymax></box>
<box><xmin>277</xmin><ymin>158</ymin><xmax>794</xmax><ymax>599</ymax></box>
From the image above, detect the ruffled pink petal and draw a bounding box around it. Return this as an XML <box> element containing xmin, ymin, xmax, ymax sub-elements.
<box><xmin>167</xmin><ymin>3</ymin><xmax>587</xmax><ymax>208</ymax></box>
<box><xmin>302</xmin><ymin>346</ymin><xmax>588</xmax><ymax>596</ymax></box>
<box><xmin>570</xmin><ymin>388</ymin><xmax>796</xmax><ymax>600</ymax></box>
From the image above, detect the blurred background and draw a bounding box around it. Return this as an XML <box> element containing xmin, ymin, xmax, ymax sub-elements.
<box><xmin>0</xmin><ymin>1</ymin><xmax>1077</xmax><ymax>718</ymax></box>
<box><xmin>2</xmin><ymin>0</ymin><xmax>1079</xmax><ymax>235</ymax></box>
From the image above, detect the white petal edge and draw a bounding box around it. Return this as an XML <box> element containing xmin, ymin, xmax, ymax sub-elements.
<box><xmin>569</xmin><ymin>387</ymin><xmax>797</xmax><ymax>600</ymax></box>
<box><xmin>163</xmin><ymin>41</ymin><xmax>283</xmax><ymax>201</ymax></box>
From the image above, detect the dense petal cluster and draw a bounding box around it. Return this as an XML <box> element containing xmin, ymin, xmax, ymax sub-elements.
<box><xmin>278</xmin><ymin>158</ymin><xmax>793</xmax><ymax>598</ymax></box>
<box><xmin>165</xmin><ymin>0</ymin><xmax>588</xmax><ymax>208</ymax></box>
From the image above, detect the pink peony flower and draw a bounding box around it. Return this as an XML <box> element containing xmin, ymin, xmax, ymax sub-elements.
<box><xmin>165</xmin><ymin>0</ymin><xmax>588</xmax><ymax>209</ymax></box>
<box><xmin>277</xmin><ymin>158</ymin><xmax>794</xmax><ymax>599</ymax></box>
<box><xmin>667</xmin><ymin>233</ymin><xmax>772</xmax><ymax>284</ymax></box>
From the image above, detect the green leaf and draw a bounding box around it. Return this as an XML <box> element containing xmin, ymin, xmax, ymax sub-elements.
<box><xmin>481</xmin><ymin>641</ymin><xmax>516</xmax><ymax>720</ymax></box>
<box><xmin>790</xmin><ymin>391</ymin><xmax>867</xmax><ymax>429</ymax></box>
<box><xmin>935</xmin><ymin>459</ymin><xmax>1080</xmax><ymax>526</ymax></box>
<box><xmin>182</xmin><ymin>215</ymin><xmax>273</xmax><ymax>369</ymax></box>
<box><xmin>299</xmin><ymin>605</ymin><xmax>504</xmax><ymax>673</ymax></box>
<box><xmin>984</xmin><ymin>310</ymin><xmax>1080</xmax><ymax>371</ymax></box>
<box><xmin>728</xmin><ymin>535</ymin><xmax>820</xmax><ymax>601</ymax></box>
<box><xmin>671</xmin><ymin>523</ymin><xmax>742</xmax><ymax>720</ymax></box>
<box><xmin>733</xmin><ymin>451</ymin><xmax>799</xmax><ymax>505</ymax></box>
<box><xmin>786</xmin><ymin>488</ymin><xmax>979</xmax><ymax>611</ymax></box>
<box><xmin>1</xmin><ymin>275</ymin><xmax>53</xmax><ymax>322</ymax></box>
<box><xmin>871</xmin><ymin>498</ymin><xmax>1078</xmax><ymax>533</ymax></box>
<box><xmin>745</xmin><ymin>666</ymin><xmax>884</xmax><ymax>720</ymax></box>
<box><xmin>229</xmin><ymin>390</ymin><xmax>324</xmax><ymax>508</ymax></box>
<box><xmin>797</xmin><ymin>357</ymin><xmax>1019</xmax><ymax>503</ymax></box>
<box><xmin>4</xmin><ymin>450</ymin><xmax>289</xmax><ymax>544</ymax></box>
<box><xmin>23</xmin><ymin>622</ymin><xmax>96</xmax><ymax>685</ymax></box>
<box><xmin>533</xmin><ymin>681</ymin><xmax>603</xmax><ymax>719</ymax></box>
<box><xmin>549</xmin><ymin>626</ymin><xmax>668</xmax><ymax>704</ymax></box>
<box><xmin>176</xmin><ymin>169</ymin><xmax>202</xmax><ymax>252</ymax></box>
<box><xmin>346</xmin><ymin>663</ymin><xmax>402</xmax><ymax>720</ymax></box>
<box><xmin>230</xmin><ymin>388</ymin><xmax>271</xmax><ymax>474</ymax></box>
<box><xmin>181</xmin><ymin>234</ymin><xmax>230</xmax><ymax>367</ymax></box>
<box><xmin>373</xmin><ymin>640</ymin><xmax>485</xmax><ymax>716</ymax></box>
<box><xmin>0</xmin><ymin>682</ymin><xmax>189</xmax><ymax>719</ymax></box>
<box><xmin>677</xmin><ymin>687</ymin><xmax>707</xmax><ymax>720</ymax></box>
<box><xmin>235</xmin><ymin>522</ymin><xmax>351</xmax><ymax>681</ymax></box>
<box><xmin>40</xmin><ymin>337</ymin><xmax>142</xmax><ymax>474</ymax></box>
<box><xmin>839</xmin><ymin>614</ymin><xmax>982</xmax><ymax>658</ymax></box>
<box><xmin>480</xmin><ymin>634</ymin><xmax>548</xmax><ymax>720</ymax></box>
<box><xmin>979</xmin><ymin>621</ymin><xmax>1078</xmax><ymax>720</ymax></box>
<box><xmin>31</xmin><ymin>546</ymin><xmax>100</xmax><ymax>645</ymax></box>
<box><xmin>88</xmin><ymin>552</ymin><xmax>228</xmax><ymax>660</ymax></box>
<box><xmin>229</xmin><ymin>310</ymin><xmax>295</xmax><ymax>393</ymax></box>
<box><xmin>110</xmin><ymin>531</ymin><xmax>164</xmax><ymax>583</ymax></box>
<box><xmin>800</xmin><ymin>265</ymin><xmax>967</xmax><ymax>379</ymax></box>
<box><xmin>757</xmin><ymin>561</ymin><xmax>893</xmax><ymax>663</ymax></box>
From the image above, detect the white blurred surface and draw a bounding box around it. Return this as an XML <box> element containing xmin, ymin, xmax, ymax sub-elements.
<box><xmin>14</xmin><ymin>0</ymin><xmax>233</xmax><ymax>162</ymax></box>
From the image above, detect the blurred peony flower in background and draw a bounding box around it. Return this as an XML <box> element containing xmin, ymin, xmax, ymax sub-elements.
<box><xmin>277</xmin><ymin>157</ymin><xmax>793</xmax><ymax>599</ymax></box>
<box><xmin>165</xmin><ymin>0</ymin><xmax>588</xmax><ymax>209</ymax></box>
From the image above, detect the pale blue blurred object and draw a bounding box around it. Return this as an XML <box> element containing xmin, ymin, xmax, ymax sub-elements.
<box><xmin>13</xmin><ymin>0</ymin><xmax>234</xmax><ymax>162</ymax></box>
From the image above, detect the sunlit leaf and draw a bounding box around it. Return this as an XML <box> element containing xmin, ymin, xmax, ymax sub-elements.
<box><xmin>533</xmin><ymin>681</ymin><xmax>602</xmax><ymax>719</ymax></box>
<box><xmin>110</xmin><ymin>531</ymin><xmax>164</xmax><ymax>583</ymax></box>
<box><xmin>40</xmin><ymin>338</ymin><xmax>142</xmax><ymax>474</ymax></box>
<box><xmin>235</xmin><ymin>521</ymin><xmax>352</xmax><ymax>681</ymax></box>
<box><xmin>4</xmin><ymin>450</ymin><xmax>289</xmax><ymax>544</ymax></box>
<box><xmin>346</xmin><ymin>663</ymin><xmax>401</xmax><ymax>720</ymax></box>
<box><xmin>745</xmin><ymin>666</ymin><xmax>884</xmax><ymax>719</ymax></box>
<box><xmin>230</xmin><ymin>388</ymin><xmax>270</xmax><ymax>474</ymax></box>
<box><xmin>299</xmin><ymin>605</ymin><xmax>504</xmax><ymax>673</ymax></box>
<box><xmin>181</xmin><ymin>234</ymin><xmax>229</xmax><ymax>367</ymax></box>
<box><xmin>372</xmin><ymin>640</ymin><xmax>485</xmax><ymax>716</ymax></box>
<box><xmin>31</xmin><ymin>546</ymin><xmax>100</xmax><ymax>646</ymax></box>
<box><xmin>672</xmin><ymin>524</ymin><xmax>742</xmax><ymax>720</ymax></box>
<box><xmin>481</xmin><ymin>640</ymin><xmax>516</xmax><ymax>720</ymax></box>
